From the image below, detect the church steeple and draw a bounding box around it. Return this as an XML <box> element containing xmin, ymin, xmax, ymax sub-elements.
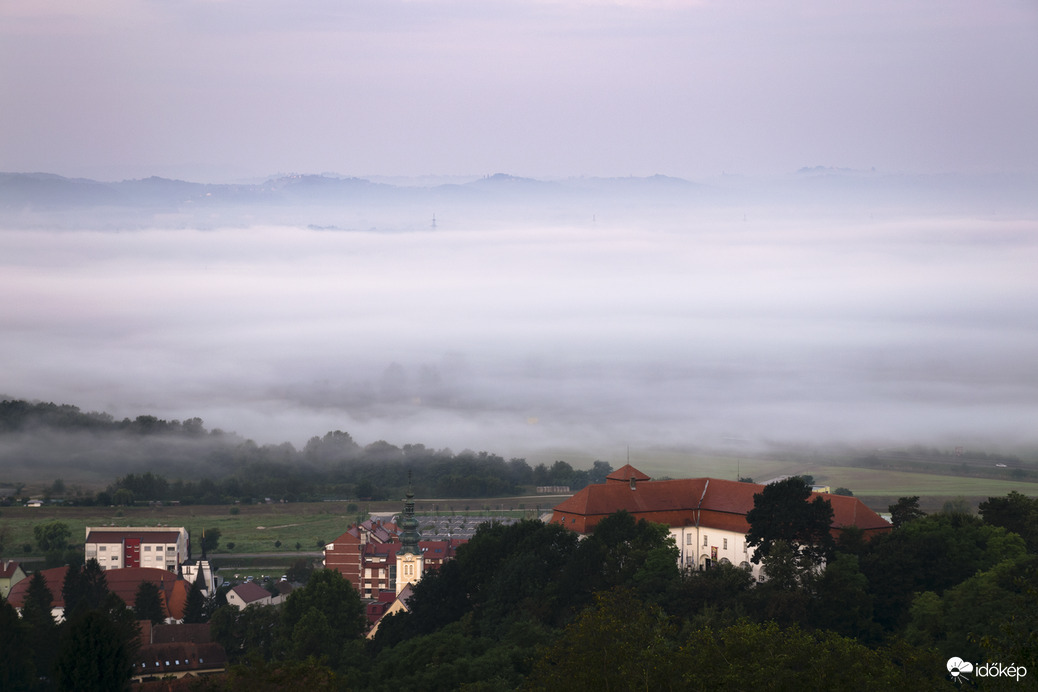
<box><xmin>395</xmin><ymin>471</ymin><xmax>424</xmax><ymax>595</ymax></box>
<box><xmin>397</xmin><ymin>472</ymin><xmax>421</xmax><ymax>556</ymax></box>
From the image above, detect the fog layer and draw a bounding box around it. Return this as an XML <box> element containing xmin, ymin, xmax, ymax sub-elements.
<box><xmin>3</xmin><ymin>210</ymin><xmax>1037</xmax><ymax>457</ymax></box>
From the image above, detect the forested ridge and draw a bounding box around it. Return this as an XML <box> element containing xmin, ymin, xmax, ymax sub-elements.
<box><xmin>0</xmin><ymin>399</ymin><xmax>607</xmax><ymax>504</ymax></box>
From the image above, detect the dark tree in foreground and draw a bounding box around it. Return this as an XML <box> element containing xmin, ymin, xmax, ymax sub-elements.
<box><xmin>183</xmin><ymin>572</ymin><xmax>207</xmax><ymax>624</ymax></box>
<box><xmin>979</xmin><ymin>491</ymin><xmax>1038</xmax><ymax>552</ymax></box>
<box><xmin>62</xmin><ymin>559</ymin><xmax>109</xmax><ymax>620</ymax></box>
<box><xmin>56</xmin><ymin>610</ymin><xmax>135</xmax><ymax>692</ymax></box>
<box><xmin>0</xmin><ymin>600</ymin><xmax>35</xmax><ymax>690</ymax></box>
<box><xmin>278</xmin><ymin>568</ymin><xmax>366</xmax><ymax>668</ymax></box>
<box><xmin>21</xmin><ymin>570</ymin><xmax>58</xmax><ymax>685</ymax></box>
<box><xmin>134</xmin><ymin>581</ymin><xmax>165</xmax><ymax>625</ymax></box>
<box><xmin>888</xmin><ymin>496</ymin><xmax>925</xmax><ymax>529</ymax></box>
<box><xmin>745</xmin><ymin>477</ymin><xmax>834</xmax><ymax>565</ymax></box>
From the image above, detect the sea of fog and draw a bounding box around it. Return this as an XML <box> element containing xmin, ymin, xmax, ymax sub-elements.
<box><xmin>3</xmin><ymin>213</ymin><xmax>1037</xmax><ymax>460</ymax></box>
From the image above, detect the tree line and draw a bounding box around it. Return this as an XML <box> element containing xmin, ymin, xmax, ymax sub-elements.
<box><xmin>0</xmin><ymin>400</ymin><xmax>612</xmax><ymax>504</ymax></box>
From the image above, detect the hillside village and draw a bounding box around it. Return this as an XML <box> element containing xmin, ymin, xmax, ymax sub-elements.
<box><xmin>3</xmin><ymin>461</ymin><xmax>1036</xmax><ymax>688</ymax></box>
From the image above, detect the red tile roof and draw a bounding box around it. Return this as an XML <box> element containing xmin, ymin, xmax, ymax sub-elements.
<box><xmin>152</xmin><ymin>623</ymin><xmax>212</xmax><ymax>644</ymax></box>
<box><xmin>606</xmin><ymin>464</ymin><xmax>652</xmax><ymax>483</ymax></box>
<box><xmin>6</xmin><ymin>565</ymin><xmax>192</xmax><ymax>619</ymax></box>
<box><xmin>1</xmin><ymin>560</ymin><xmax>23</xmax><ymax>578</ymax></box>
<box><xmin>85</xmin><ymin>530</ymin><xmax>183</xmax><ymax>544</ymax></box>
<box><xmin>6</xmin><ymin>566</ymin><xmax>70</xmax><ymax>608</ymax></box>
<box><xmin>552</xmin><ymin>469</ymin><xmax>890</xmax><ymax>536</ymax></box>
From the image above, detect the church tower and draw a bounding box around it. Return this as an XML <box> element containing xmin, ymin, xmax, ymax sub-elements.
<box><xmin>395</xmin><ymin>474</ymin><xmax>424</xmax><ymax>595</ymax></box>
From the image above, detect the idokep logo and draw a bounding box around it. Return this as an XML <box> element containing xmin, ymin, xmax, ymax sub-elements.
<box><xmin>947</xmin><ymin>657</ymin><xmax>1028</xmax><ymax>684</ymax></box>
<box><xmin>947</xmin><ymin>657</ymin><xmax>973</xmax><ymax>683</ymax></box>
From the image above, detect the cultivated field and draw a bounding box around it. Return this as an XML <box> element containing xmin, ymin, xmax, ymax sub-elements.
<box><xmin>0</xmin><ymin>498</ymin><xmax>544</xmax><ymax>564</ymax></box>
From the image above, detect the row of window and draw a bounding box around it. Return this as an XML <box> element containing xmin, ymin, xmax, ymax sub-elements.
<box><xmin>96</xmin><ymin>545</ymin><xmax>177</xmax><ymax>551</ymax></box>
<box><xmin>136</xmin><ymin>658</ymin><xmax>207</xmax><ymax>668</ymax></box>
<box><xmin>684</xmin><ymin>534</ymin><xmax>735</xmax><ymax>550</ymax></box>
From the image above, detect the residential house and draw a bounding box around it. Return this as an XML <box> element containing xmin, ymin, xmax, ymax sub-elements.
<box><xmin>0</xmin><ymin>560</ymin><xmax>26</xmax><ymax>599</ymax></box>
<box><xmin>226</xmin><ymin>581</ymin><xmax>275</xmax><ymax>609</ymax></box>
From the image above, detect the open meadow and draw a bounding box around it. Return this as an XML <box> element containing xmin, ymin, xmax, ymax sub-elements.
<box><xmin>0</xmin><ymin>497</ymin><xmax>545</xmax><ymax>565</ymax></box>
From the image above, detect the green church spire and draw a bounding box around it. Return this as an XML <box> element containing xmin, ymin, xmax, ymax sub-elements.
<box><xmin>397</xmin><ymin>471</ymin><xmax>421</xmax><ymax>556</ymax></box>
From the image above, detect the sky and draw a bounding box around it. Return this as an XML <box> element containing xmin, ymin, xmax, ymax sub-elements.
<box><xmin>1</xmin><ymin>1</ymin><xmax>1037</xmax><ymax>468</ymax></box>
<box><xmin>1</xmin><ymin>0</ymin><xmax>1037</xmax><ymax>182</ymax></box>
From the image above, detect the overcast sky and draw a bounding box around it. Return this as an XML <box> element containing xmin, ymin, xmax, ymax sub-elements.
<box><xmin>2</xmin><ymin>0</ymin><xmax>1036</xmax><ymax>181</ymax></box>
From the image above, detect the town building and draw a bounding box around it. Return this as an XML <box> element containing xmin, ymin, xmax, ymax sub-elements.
<box><xmin>550</xmin><ymin>464</ymin><xmax>891</xmax><ymax>580</ymax></box>
<box><xmin>131</xmin><ymin>622</ymin><xmax>227</xmax><ymax>683</ymax></box>
<box><xmin>226</xmin><ymin>581</ymin><xmax>278</xmax><ymax>609</ymax></box>
<box><xmin>324</xmin><ymin>493</ymin><xmax>465</xmax><ymax>598</ymax></box>
<box><xmin>180</xmin><ymin>533</ymin><xmax>221</xmax><ymax>596</ymax></box>
<box><xmin>0</xmin><ymin>560</ymin><xmax>26</xmax><ymax>599</ymax></box>
<box><xmin>84</xmin><ymin>526</ymin><xmax>189</xmax><ymax>572</ymax></box>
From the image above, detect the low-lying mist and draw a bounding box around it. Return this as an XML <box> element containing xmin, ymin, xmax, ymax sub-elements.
<box><xmin>3</xmin><ymin>185</ymin><xmax>1037</xmax><ymax>472</ymax></box>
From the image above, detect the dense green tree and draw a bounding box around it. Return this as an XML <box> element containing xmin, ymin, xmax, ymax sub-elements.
<box><xmin>905</xmin><ymin>555</ymin><xmax>1038</xmax><ymax>663</ymax></box>
<box><xmin>210</xmin><ymin>604</ymin><xmax>281</xmax><ymax>664</ymax></box>
<box><xmin>62</xmin><ymin>559</ymin><xmax>109</xmax><ymax>620</ymax></box>
<box><xmin>183</xmin><ymin>571</ymin><xmax>207</xmax><ymax>624</ymax></box>
<box><xmin>466</xmin><ymin>520</ymin><xmax>582</xmax><ymax>628</ymax></box>
<box><xmin>133</xmin><ymin>581</ymin><xmax>165</xmax><ymax>625</ymax></box>
<box><xmin>666</xmin><ymin>560</ymin><xmax>754</xmax><ymax>625</ymax></box>
<box><xmin>811</xmin><ymin>552</ymin><xmax>879</xmax><ymax>642</ymax></box>
<box><xmin>0</xmin><ymin>599</ymin><xmax>35</xmax><ymax>691</ymax></box>
<box><xmin>33</xmin><ymin>520</ymin><xmax>71</xmax><ymax>552</ymax></box>
<box><xmin>578</xmin><ymin>511</ymin><xmax>677</xmax><ymax>592</ymax></box>
<box><xmin>675</xmin><ymin>621</ymin><xmax>943</xmax><ymax>690</ymax></box>
<box><xmin>748</xmin><ymin>540</ymin><xmax>815</xmax><ymax>626</ymax></box>
<box><xmin>278</xmin><ymin>569</ymin><xmax>365</xmax><ymax>668</ymax></box>
<box><xmin>55</xmin><ymin>609</ymin><xmax>135</xmax><ymax>692</ymax></box>
<box><xmin>862</xmin><ymin>512</ymin><xmax>1027</xmax><ymax>632</ymax></box>
<box><xmin>525</xmin><ymin>589</ymin><xmax>676</xmax><ymax>692</ymax></box>
<box><xmin>201</xmin><ymin>528</ymin><xmax>222</xmax><ymax>553</ymax></box>
<box><xmin>888</xmin><ymin>496</ymin><xmax>926</xmax><ymax>529</ymax></box>
<box><xmin>745</xmin><ymin>476</ymin><xmax>834</xmax><ymax>565</ymax></box>
<box><xmin>979</xmin><ymin>491</ymin><xmax>1038</xmax><ymax>552</ymax></box>
<box><xmin>20</xmin><ymin>571</ymin><xmax>58</xmax><ymax>685</ymax></box>
<box><xmin>370</xmin><ymin>559</ymin><xmax>470</xmax><ymax>652</ymax></box>
<box><xmin>197</xmin><ymin>657</ymin><xmax>342</xmax><ymax>692</ymax></box>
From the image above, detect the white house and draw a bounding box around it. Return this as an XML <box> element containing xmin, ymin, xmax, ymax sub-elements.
<box><xmin>226</xmin><ymin>582</ymin><xmax>276</xmax><ymax>609</ymax></box>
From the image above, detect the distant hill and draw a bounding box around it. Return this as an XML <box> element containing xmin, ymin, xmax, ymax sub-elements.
<box><xmin>1</xmin><ymin>170</ymin><xmax>1034</xmax><ymax>229</ymax></box>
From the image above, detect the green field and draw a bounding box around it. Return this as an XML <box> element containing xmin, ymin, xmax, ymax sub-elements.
<box><xmin>4</xmin><ymin>457</ymin><xmax>1037</xmax><ymax>563</ymax></box>
<box><xmin>0</xmin><ymin>498</ymin><xmax>542</xmax><ymax>562</ymax></box>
